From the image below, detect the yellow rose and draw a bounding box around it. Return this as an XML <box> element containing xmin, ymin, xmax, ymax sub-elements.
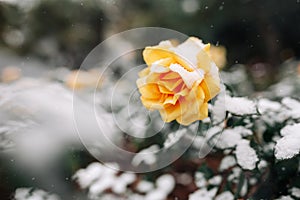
<box><xmin>136</xmin><ymin>37</ymin><xmax>220</xmax><ymax>126</ymax></box>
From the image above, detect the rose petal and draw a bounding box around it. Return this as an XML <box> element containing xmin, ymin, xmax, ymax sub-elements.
<box><xmin>169</xmin><ymin>63</ymin><xmax>204</xmax><ymax>89</ymax></box>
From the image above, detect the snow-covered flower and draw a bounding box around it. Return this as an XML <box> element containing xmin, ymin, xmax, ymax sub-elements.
<box><xmin>137</xmin><ymin>37</ymin><xmax>220</xmax><ymax>125</ymax></box>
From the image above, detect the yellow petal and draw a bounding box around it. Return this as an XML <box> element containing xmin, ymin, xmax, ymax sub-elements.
<box><xmin>138</xmin><ymin>67</ymin><xmax>150</xmax><ymax>78</ymax></box>
<box><xmin>197</xmin><ymin>49</ymin><xmax>212</xmax><ymax>73</ymax></box>
<box><xmin>160</xmin><ymin>71</ymin><xmax>181</xmax><ymax>80</ymax></box>
<box><xmin>159</xmin><ymin>78</ymin><xmax>182</xmax><ymax>91</ymax></box>
<box><xmin>138</xmin><ymin>83</ymin><xmax>161</xmax><ymax>100</ymax></box>
<box><xmin>176</xmin><ymin>102</ymin><xmax>208</xmax><ymax>125</ymax></box>
<box><xmin>209</xmin><ymin>45</ymin><xmax>227</xmax><ymax>69</ymax></box>
<box><xmin>201</xmin><ymin>75</ymin><xmax>220</xmax><ymax>102</ymax></box>
<box><xmin>158</xmin><ymin>85</ymin><xmax>173</xmax><ymax>94</ymax></box>
<box><xmin>141</xmin><ymin>97</ymin><xmax>164</xmax><ymax>110</ymax></box>
<box><xmin>163</xmin><ymin>95</ymin><xmax>180</xmax><ymax>105</ymax></box>
<box><xmin>159</xmin><ymin>102</ymin><xmax>182</xmax><ymax>122</ymax></box>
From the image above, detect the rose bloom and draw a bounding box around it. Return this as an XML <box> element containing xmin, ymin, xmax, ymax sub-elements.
<box><xmin>136</xmin><ymin>37</ymin><xmax>221</xmax><ymax>126</ymax></box>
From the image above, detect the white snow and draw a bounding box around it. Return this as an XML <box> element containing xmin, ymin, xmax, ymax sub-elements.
<box><xmin>235</xmin><ymin>140</ymin><xmax>258</xmax><ymax>170</ymax></box>
<box><xmin>136</xmin><ymin>180</ymin><xmax>154</xmax><ymax>193</ymax></box>
<box><xmin>290</xmin><ymin>187</ymin><xmax>300</xmax><ymax>198</ymax></box>
<box><xmin>144</xmin><ymin>174</ymin><xmax>175</xmax><ymax>200</ymax></box>
<box><xmin>258</xmin><ymin>160</ymin><xmax>268</xmax><ymax>170</ymax></box>
<box><xmin>275</xmin><ymin>136</ymin><xmax>300</xmax><ymax>160</ymax></box>
<box><xmin>210</xmin><ymin>86</ymin><xmax>226</xmax><ymax>123</ymax></box>
<box><xmin>73</xmin><ymin>162</ymin><xmax>105</xmax><ymax>189</ymax></box>
<box><xmin>156</xmin><ymin>174</ymin><xmax>175</xmax><ymax>194</ymax></box>
<box><xmin>0</xmin><ymin>79</ymin><xmax>120</xmax><ymax>170</ymax></box>
<box><xmin>275</xmin><ymin>123</ymin><xmax>300</xmax><ymax>160</ymax></box>
<box><xmin>281</xmin><ymin>97</ymin><xmax>300</xmax><ymax>119</ymax></box>
<box><xmin>258</xmin><ymin>98</ymin><xmax>281</xmax><ymax>113</ymax></box>
<box><xmin>275</xmin><ymin>195</ymin><xmax>294</xmax><ymax>200</ymax></box>
<box><xmin>144</xmin><ymin>189</ymin><xmax>168</xmax><ymax>200</ymax></box>
<box><xmin>215</xmin><ymin>191</ymin><xmax>234</xmax><ymax>200</ymax></box>
<box><xmin>14</xmin><ymin>188</ymin><xmax>61</xmax><ymax>200</ymax></box>
<box><xmin>225</xmin><ymin>95</ymin><xmax>257</xmax><ymax>115</ymax></box>
<box><xmin>208</xmin><ymin>175</ymin><xmax>222</xmax><ymax>185</ymax></box>
<box><xmin>169</xmin><ymin>63</ymin><xmax>204</xmax><ymax>89</ymax></box>
<box><xmin>194</xmin><ymin>172</ymin><xmax>207</xmax><ymax>188</ymax></box>
<box><xmin>227</xmin><ymin>167</ymin><xmax>242</xmax><ymax>182</ymax></box>
<box><xmin>214</xmin><ymin>128</ymin><xmax>242</xmax><ymax>149</ymax></box>
<box><xmin>132</xmin><ymin>145</ymin><xmax>160</xmax><ymax>166</ymax></box>
<box><xmin>280</xmin><ymin>123</ymin><xmax>300</xmax><ymax>136</ymax></box>
<box><xmin>237</xmin><ymin>126</ymin><xmax>253</xmax><ymax>136</ymax></box>
<box><xmin>188</xmin><ymin>187</ymin><xmax>218</xmax><ymax>200</ymax></box>
<box><xmin>219</xmin><ymin>155</ymin><xmax>236</xmax><ymax>171</ymax></box>
<box><xmin>73</xmin><ymin>162</ymin><xmax>138</xmax><ymax>197</ymax></box>
<box><xmin>164</xmin><ymin>128</ymin><xmax>186</xmax><ymax>148</ymax></box>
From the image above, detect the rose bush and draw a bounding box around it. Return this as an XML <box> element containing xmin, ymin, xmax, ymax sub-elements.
<box><xmin>136</xmin><ymin>37</ymin><xmax>221</xmax><ymax>125</ymax></box>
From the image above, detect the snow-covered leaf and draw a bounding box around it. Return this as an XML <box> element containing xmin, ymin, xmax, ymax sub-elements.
<box><xmin>188</xmin><ymin>188</ymin><xmax>218</xmax><ymax>200</ymax></box>
<box><xmin>14</xmin><ymin>188</ymin><xmax>61</xmax><ymax>200</ymax></box>
<box><xmin>275</xmin><ymin>123</ymin><xmax>300</xmax><ymax>160</ymax></box>
<box><xmin>132</xmin><ymin>145</ymin><xmax>159</xmax><ymax>166</ymax></box>
<box><xmin>215</xmin><ymin>191</ymin><xmax>234</xmax><ymax>200</ymax></box>
<box><xmin>235</xmin><ymin>140</ymin><xmax>258</xmax><ymax>170</ymax></box>
<box><xmin>219</xmin><ymin>155</ymin><xmax>236</xmax><ymax>172</ymax></box>
<box><xmin>226</xmin><ymin>95</ymin><xmax>257</xmax><ymax>115</ymax></box>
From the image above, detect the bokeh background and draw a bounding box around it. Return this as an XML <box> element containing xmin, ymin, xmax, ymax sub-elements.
<box><xmin>0</xmin><ymin>0</ymin><xmax>300</xmax><ymax>199</ymax></box>
<box><xmin>0</xmin><ymin>0</ymin><xmax>300</xmax><ymax>88</ymax></box>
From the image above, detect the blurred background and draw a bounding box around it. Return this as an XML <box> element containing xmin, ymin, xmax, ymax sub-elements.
<box><xmin>0</xmin><ymin>0</ymin><xmax>300</xmax><ymax>199</ymax></box>
<box><xmin>0</xmin><ymin>0</ymin><xmax>299</xmax><ymax>88</ymax></box>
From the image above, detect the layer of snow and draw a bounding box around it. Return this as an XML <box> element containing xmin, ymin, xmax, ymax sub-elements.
<box><xmin>275</xmin><ymin>123</ymin><xmax>300</xmax><ymax>160</ymax></box>
<box><xmin>132</xmin><ymin>145</ymin><xmax>159</xmax><ymax>166</ymax></box>
<box><xmin>282</xmin><ymin>97</ymin><xmax>300</xmax><ymax>119</ymax></box>
<box><xmin>215</xmin><ymin>191</ymin><xmax>234</xmax><ymax>200</ymax></box>
<box><xmin>290</xmin><ymin>187</ymin><xmax>300</xmax><ymax>198</ymax></box>
<box><xmin>275</xmin><ymin>195</ymin><xmax>294</xmax><ymax>200</ymax></box>
<box><xmin>235</xmin><ymin>140</ymin><xmax>258</xmax><ymax>170</ymax></box>
<box><xmin>275</xmin><ymin>135</ymin><xmax>300</xmax><ymax>160</ymax></box>
<box><xmin>156</xmin><ymin>174</ymin><xmax>175</xmax><ymax>194</ymax></box>
<box><xmin>208</xmin><ymin>175</ymin><xmax>222</xmax><ymax>185</ymax></box>
<box><xmin>219</xmin><ymin>155</ymin><xmax>236</xmax><ymax>171</ymax></box>
<box><xmin>164</xmin><ymin>128</ymin><xmax>186</xmax><ymax>148</ymax></box>
<box><xmin>14</xmin><ymin>188</ymin><xmax>61</xmax><ymax>200</ymax></box>
<box><xmin>214</xmin><ymin>128</ymin><xmax>242</xmax><ymax>149</ymax></box>
<box><xmin>169</xmin><ymin>63</ymin><xmax>204</xmax><ymax>89</ymax></box>
<box><xmin>73</xmin><ymin>162</ymin><xmax>138</xmax><ymax>197</ymax></box>
<box><xmin>73</xmin><ymin>162</ymin><xmax>105</xmax><ymax>189</ymax></box>
<box><xmin>280</xmin><ymin>123</ymin><xmax>300</xmax><ymax>136</ymax></box>
<box><xmin>225</xmin><ymin>95</ymin><xmax>257</xmax><ymax>115</ymax></box>
<box><xmin>136</xmin><ymin>180</ymin><xmax>154</xmax><ymax>193</ymax></box>
<box><xmin>194</xmin><ymin>172</ymin><xmax>207</xmax><ymax>188</ymax></box>
<box><xmin>258</xmin><ymin>98</ymin><xmax>281</xmax><ymax>113</ymax></box>
<box><xmin>188</xmin><ymin>188</ymin><xmax>218</xmax><ymax>200</ymax></box>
